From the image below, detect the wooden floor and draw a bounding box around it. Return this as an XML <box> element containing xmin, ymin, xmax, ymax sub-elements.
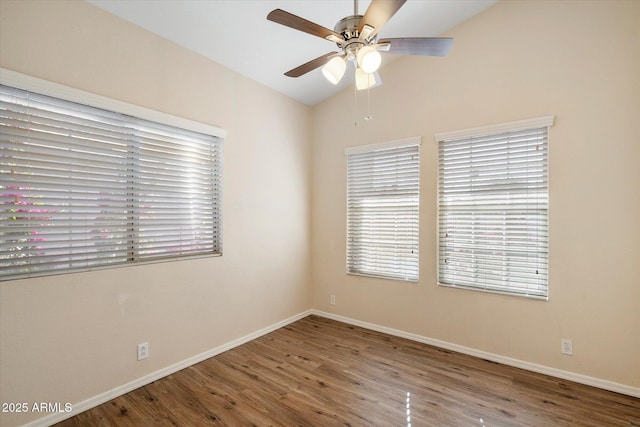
<box><xmin>57</xmin><ymin>315</ymin><xmax>639</xmax><ymax>426</ymax></box>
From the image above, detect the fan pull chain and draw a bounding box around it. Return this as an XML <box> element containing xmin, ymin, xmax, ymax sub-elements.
<box><xmin>354</xmin><ymin>77</ymin><xmax>358</xmax><ymax>127</ymax></box>
<box><xmin>364</xmin><ymin>83</ymin><xmax>373</xmax><ymax>121</ymax></box>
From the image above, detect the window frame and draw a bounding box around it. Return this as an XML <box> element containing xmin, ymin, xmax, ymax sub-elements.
<box><xmin>344</xmin><ymin>137</ymin><xmax>421</xmax><ymax>282</ymax></box>
<box><xmin>1</xmin><ymin>69</ymin><xmax>226</xmax><ymax>281</ymax></box>
<box><xmin>435</xmin><ymin>116</ymin><xmax>553</xmax><ymax>300</ymax></box>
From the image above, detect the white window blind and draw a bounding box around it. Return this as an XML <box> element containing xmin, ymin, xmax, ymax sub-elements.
<box><xmin>436</xmin><ymin>117</ymin><xmax>552</xmax><ymax>299</ymax></box>
<box><xmin>345</xmin><ymin>138</ymin><xmax>420</xmax><ymax>282</ymax></box>
<box><xmin>1</xmin><ymin>83</ymin><xmax>223</xmax><ymax>280</ymax></box>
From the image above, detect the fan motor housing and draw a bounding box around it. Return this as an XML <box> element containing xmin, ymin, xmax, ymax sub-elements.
<box><xmin>334</xmin><ymin>14</ymin><xmax>375</xmax><ymax>56</ymax></box>
<box><xmin>334</xmin><ymin>15</ymin><xmax>363</xmax><ymax>40</ymax></box>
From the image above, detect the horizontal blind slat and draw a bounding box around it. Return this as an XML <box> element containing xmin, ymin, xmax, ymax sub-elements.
<box><xmin>1</xmin><ymin>83</ymin><xmax>223</xmax><ymax>281</ymax></box>
<box><xmin>347</xmin><ymin>141</ymin><xmax>420</xmax><ymax>281</ymax></box>
<box><xmin>437</xmin><ymin>124</ymin><xmax>549</xmax><ymax>298</ymax></box>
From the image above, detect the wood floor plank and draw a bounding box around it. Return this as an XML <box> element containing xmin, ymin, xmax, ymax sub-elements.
<box><xmin>56</xmin><ymin>315</ymin><xmax>640</xmax><ymax>426</ymax></box>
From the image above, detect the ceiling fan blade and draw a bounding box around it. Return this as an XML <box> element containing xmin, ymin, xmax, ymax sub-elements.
<box><xmin>284</xmin><ymin>52</ymin><xmax>342</xmax><ymax>78</ymax></box>
<box><xmin>267</xmin><ymin>9</ymin><xmax>344</xmax><ymax>43</ymax></box>
<box><xmin>378</xmin><ymin>37</ymin><xmax>454</xmax><ymax>56</ymax></box>
<box><xmin>357</xmin><ymin>0</ymin><xmax>407</xmax><ymax>39</ymax></box>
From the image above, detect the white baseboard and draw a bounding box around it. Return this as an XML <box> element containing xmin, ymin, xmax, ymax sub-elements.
<box><xmin>24</xmin><ymin>308</ymin><xmax>639</xmax><ymax>426</ymax></box>
<box><xmin>311</xmin><ymin>309</ymin><xmax>640</xmax><ymax>399</ymax></box>
<box><xmin>25</xmin><ymin>309</ymin><xmax>313</xmax><ymax>427</ymax></box>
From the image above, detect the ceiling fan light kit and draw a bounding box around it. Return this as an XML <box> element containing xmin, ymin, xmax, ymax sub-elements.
<box><xmin>355</xmin><ymin>69</ymin><xmax>382</xmax><ymax>91</ymax></box>
<box><xmin>357</xmin><ymin>46</ymin><xmax>382</xmax><ymax>74</ymax></box>
<box><xmin>267</xmin><ymin>0</ymin><xmax>453</xmax><ymax>91</ymax></box>
<box><xmin>322</xmin><ymin>56</ymin><xmax>347</xmax><ymax>84</ymax></box>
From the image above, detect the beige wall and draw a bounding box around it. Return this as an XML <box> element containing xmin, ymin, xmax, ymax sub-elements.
<box><xmin>1</xmin><ymin>0</ymin><xmax>639</xmax><ymax>425</ymax></box>
<box><xmin>0</xmin><ymin>1</ymin><xmax>311</xmax><ymax>425</ymax></box>
<box><xmin>311</xmin><ymin>0</ymin><xmax>639</xmax><ymax>390</ymax></box>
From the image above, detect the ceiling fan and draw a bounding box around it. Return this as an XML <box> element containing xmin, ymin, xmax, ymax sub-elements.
<box><xmin>267</xmin><ymin>0</ymin><xmax>453</xmax><ymax>90</ymax></box>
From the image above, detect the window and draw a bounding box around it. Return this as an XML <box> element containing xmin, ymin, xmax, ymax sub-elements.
<box><xmin>345</xmin><ymin>138</ymin><xmax>420</xmax><ymax>282</ymax></box>
<box><xmin>436</xmin><ymin>116</ymin><xmax>553</xmax><ymax>299</ymax></box>
<box><xmin>1</xmin><ymin>77</ymin><xmax>224</xmax><ymax>281</ymax></box>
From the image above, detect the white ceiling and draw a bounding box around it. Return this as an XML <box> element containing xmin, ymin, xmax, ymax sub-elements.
<box><xmin>87</xmin><ymin>0</ymin><xmax>497</xmax><ymax>106</ymax></box>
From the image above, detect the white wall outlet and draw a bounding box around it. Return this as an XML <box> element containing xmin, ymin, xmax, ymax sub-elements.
<box><xmin>137</xmin><ymin>342</ymin><xmax>149</xmax><ymax>360</ymax></box>
<box><xmin>561</xmin><ymin>338</ymin><xmax>573</xmax><ymax>355</ymax></box>
<box><xmin>330</xmin><ymin>294</ymin><xmax>336</xmax><ymax>305</ymax></box>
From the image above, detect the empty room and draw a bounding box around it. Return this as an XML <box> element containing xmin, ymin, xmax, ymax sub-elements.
<box><xmin>0</xmin><ymin>0</ymin><xmax>638</xmax><ymax>426</ymax></box>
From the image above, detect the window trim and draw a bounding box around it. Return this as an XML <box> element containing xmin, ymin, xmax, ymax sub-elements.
<box><xmin>1</xmin><ymin>69</ymin><xmax>226</xmax><ymax>281</ymax></box>
<box><xmin>0</xmin><ymin>69</ymin><xmax>226</xmax><ymax>139</ymax></box>
<box><xmin>435</xmin><ymin>116</ymin><xmax>553</xmax><ymax>300</ymax></box>
<box><xmin>344</xmin><ymin>136</ymin><xmax>421</xmax><ymax>282</ymax></box>
<box><xmin>435</xmin><ymin>116</ymin><xmax>553</xmax><ymax>143</ymax></box>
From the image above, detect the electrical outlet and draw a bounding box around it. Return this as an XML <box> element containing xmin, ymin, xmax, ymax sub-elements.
<box><xmin>137</xmin><ymin>342</ymin><xmax>149</xmax><ymax>360</ymax></box>
<box><xmin>330</xmin><ymin>295</ymin><xmax>336</xmax><ymax>305</ymax></box>
<box><xmin>561</xmin><ymin>338</ymin><xmax>573</xmax><ymax>355</ymax></box>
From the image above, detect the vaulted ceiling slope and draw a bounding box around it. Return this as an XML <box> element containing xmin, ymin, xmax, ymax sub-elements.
<box><xmin>87</xmin><ymin>0</ymin><xmax>497</xmax><ymax>106</ymax></box>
